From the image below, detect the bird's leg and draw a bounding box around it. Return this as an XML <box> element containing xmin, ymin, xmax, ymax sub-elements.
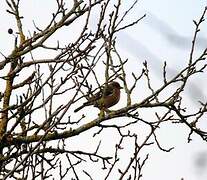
<box><xmin>98</xmin><ymin>108</ymin><xmax>105</xmax><ymax>118</ymax></box>
<box><xmin>104</xmin><ymin>108</ymin><xmax>112</xmax><ymax>114</ymax></box>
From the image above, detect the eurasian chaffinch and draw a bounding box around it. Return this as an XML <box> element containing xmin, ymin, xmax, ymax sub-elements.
<box><xmin>74</xmin><ymin>81</ymin><xmax>122</xmax><ymax>112</ymax></box>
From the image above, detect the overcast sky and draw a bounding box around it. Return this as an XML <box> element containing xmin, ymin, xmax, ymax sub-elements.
<box><xmin>127</xmin><ymin>1</ymin><xmax>207</xmax><ymax>180</ymax></box>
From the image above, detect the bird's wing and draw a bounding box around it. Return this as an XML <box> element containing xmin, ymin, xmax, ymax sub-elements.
<box><xmin>84</xmin><ymin>89</ymin><xmax>103</xmax><ymax>105</ymax></box>
<box><xmin>84</xmin><ymin>84</ymin><xmax>114</xmax><ymax>106</ymax></box>
<box><xmin>103</xmin><ymin>85</ymin><xmax>114</xmax><ymax>96</ymax></box>
<box><xmin>93</xmin><ymin>85</ymin><xmax>114</xmax><ymax>99</ymax></box>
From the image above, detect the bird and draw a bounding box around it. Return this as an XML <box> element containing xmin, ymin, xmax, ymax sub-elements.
<box><xmin>74</xmin><ymin>81</ymin><xmax>122</xmax><ymax>112</ymax></box>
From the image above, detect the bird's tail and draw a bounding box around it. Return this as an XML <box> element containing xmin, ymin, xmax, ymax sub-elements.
<box><xmin>74</xmin><ymin>100</ymin><xmax>94</xmax><ymax>112</ymax></box>
<box><xmin>74</xmin><ymin>104</ymin><xmax>85</xmax><ymax>112</ymax></box>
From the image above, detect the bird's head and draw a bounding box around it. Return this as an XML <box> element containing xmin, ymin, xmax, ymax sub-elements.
<box><xmin>110</xmin><ymin>81</ymin><xmax>123</xmax><ymax>89</ymax></box>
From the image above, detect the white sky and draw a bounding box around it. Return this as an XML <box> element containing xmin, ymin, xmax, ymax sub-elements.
<box><xmin>0</xmin><ymin>0</ymin><xmax>207</xmax><ymax>180</ymax></box>
<box><xmin>121</xmin><ymin>1</ymin><xmax>207</xmax><ymax>180</ymax></box>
